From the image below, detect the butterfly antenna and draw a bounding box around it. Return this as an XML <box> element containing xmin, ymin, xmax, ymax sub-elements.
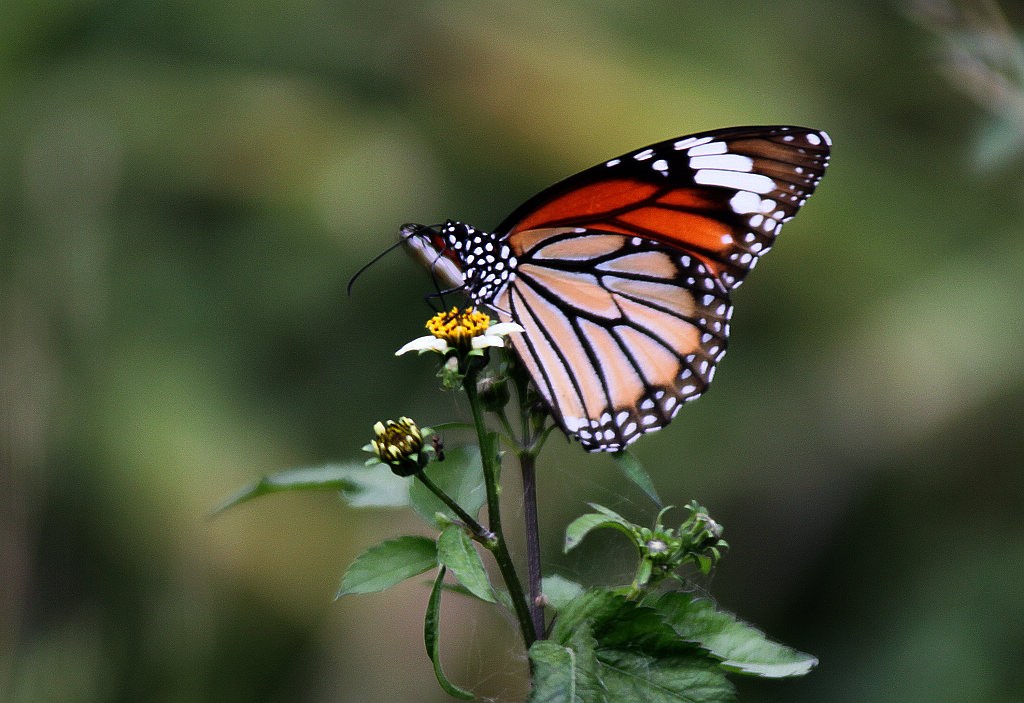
<box><xmin>346</xmin><ymin>239</ymin><xmax>407</xmax><ymax>296</ymax></box>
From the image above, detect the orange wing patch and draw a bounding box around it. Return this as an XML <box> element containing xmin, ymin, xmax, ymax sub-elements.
<box><xmin>615</xmin><ymin>207</ymin><xmax>732</xmax><ymax>252</ymax></box>
<box><xmin>509</xmin><ymin>179</ymin><xmax>660</xmax><ymax>233</ymax></box>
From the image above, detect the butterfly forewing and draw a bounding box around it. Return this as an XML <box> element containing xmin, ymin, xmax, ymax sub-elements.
<box><xmin>499</xmin><ymin>126</ymin><xmax>830</xmax><ymax>290</ymax></box>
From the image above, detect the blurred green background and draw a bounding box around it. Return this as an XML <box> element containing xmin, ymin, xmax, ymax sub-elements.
<box><xmin>3</xmin><ymin>0</ymin><xmax>1023</xmax><ymax>701</ymax></box>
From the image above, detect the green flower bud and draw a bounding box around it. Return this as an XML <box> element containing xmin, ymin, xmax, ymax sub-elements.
<box><xmin>477</xmin><ymin>375</ymin><xmax>510</xmax><ymax>411</ymax></box>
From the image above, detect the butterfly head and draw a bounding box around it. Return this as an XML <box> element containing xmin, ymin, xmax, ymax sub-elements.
<box><xmin>400</xmin><ymin>222</ymin><xmax>466</xmax><ymax>293</ymax></box>
<box><xmin>402</xmin><ymin>220</ymin><xmax>516</xmax><ymax>307</ymax></box>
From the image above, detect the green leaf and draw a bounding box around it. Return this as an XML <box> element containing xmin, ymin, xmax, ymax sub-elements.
<box><xmin>597</xmin><ymin>647</ymin><xmax>733</xmax><ymax>702</ymax></box>
<box><xmin>548</xmin><ymin>588</ymin><xmax>734</xmax><ymax>703</ymax></box>
<box><xmin>410</xmin><ymin>445</ymin><xmax>486</xmax><ymax>527</ymax></box>
<box><xmin>647</xmin><ymin>591</ymin><xmax>818</xmax><ymax>678</ymax></box>
<box><xmin>425</xmin><ymin>567</ymin><xmax>474</xmax><ymax>699</ymax></box>
<box><xmin>339</xmin><ymin>467</ymin><xmax>413</xmax><ymax>507</ymax></box>
<box><xmin>548</xmin><ymin>589</ymin><xmax>624</xmax><ymax>642</ymax></box>
<box><xmin>441</xmin><ymin>581</ymin><xmax>513</xmax><ymax>614</ymax></box>
<box><xmin>587</xmin><ymin>502</ymin><xmax>634</xmax><ymax>522</ymax></box>
<box><xmin>612</xmin><ymin>450</ymin><xmax>661</xmax><ymax>506</ymax></box>
<box><xmin>437</xmin><ymin>524</ymin><xmax>496</xmax><ymax>603</ymax></box>
<box><xmin>541</xmin><ymin>574</ymin><xmax>585</xmax><ymax>611</ymax></box>
<box><xmin>213</xmin><ymin>463</ymin><xmax>409</xmax><ymax>516</ymax></box>
<box><xmin>427</xmin><ymin>421</ymin><xmax>475</xmax><ymax>433</ymax></box>
<box><xmin>527</xmin><ymin>628</ymin><xmax>602</xmax><ymax>703</ymax></box>
<box><xmin>564</xmin><ymin>505</ymin><xmax>637</xmax><ymax>552</ymax></box>
<box><xmin>336</xmin><ymin>536</ymin><xmax>437</xmax><ymax>597</ymax></box>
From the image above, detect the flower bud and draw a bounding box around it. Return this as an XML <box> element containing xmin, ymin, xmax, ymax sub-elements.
<box><xmin>477</xmin><ymin>375</ymin><xmax>510</xmax><ymax>411</ymax></box>
<box><xmin>370</xmin><ymin>417</ymin><xmax>427</xmax><ymax>477</ymax></box>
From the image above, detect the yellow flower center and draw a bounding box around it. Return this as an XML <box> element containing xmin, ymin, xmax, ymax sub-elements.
<box><xmin>425</xmin><ymin>307</ymin><xmax>491</xmax><ymax>350</ymax></box>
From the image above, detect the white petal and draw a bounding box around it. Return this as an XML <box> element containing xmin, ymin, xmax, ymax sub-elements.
<box><xmin>486</xmin><ymin>322</ymin><xmax>525</xmax><ymax>336</ymax></box>
<box><xmin>471</xmin><ymin>334</ymin><xmax>507</xmax><ymax>349</ymax></box>
<box><xmin>395</xmin><ymin>336</ymin><xmax>449</xmax><ymax>355</ymax></box>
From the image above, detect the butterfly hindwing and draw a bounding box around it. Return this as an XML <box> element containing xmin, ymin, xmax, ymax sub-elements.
<box><xmin>492</xmin><ymin>228</ymin><xmax>732</xmax><ymax>451</ymax></box>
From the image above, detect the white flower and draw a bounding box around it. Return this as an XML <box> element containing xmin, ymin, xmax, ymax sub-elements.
<box><xmin>395</xmin><ymin>309</ymin><xmax>524</xmax><ymax>356</ymax></box>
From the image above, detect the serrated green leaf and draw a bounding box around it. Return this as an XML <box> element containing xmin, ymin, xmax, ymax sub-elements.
<box><xmin>541</xmin><ymin>574</ymin><xmax>585</xmax><ymax>611</ymax></box>
<box><xmin>564</xmin><ymin>507</ymin><xmax>636</xmax><ymax>552</ymax></box>
<box><xmin>437</xmin><ymin>524</ymin><xmax>495</xmax><ymax>603</ymax></box>
<box><xmin>425</xmin><ymin>567</ymin><xmax>474</xmax><ymax>699</ymax></box>
<box><xmin>548</xmin><ymin>589</ymin><xmax>624</xmax><ymax>643</ymax></box>
<box><xmin>612</xmin><ymin>450</ymin><xmax>661</xmax><ymax>506</ymax></box>
<box><xmin>336</xmin><ymin>536</ymin><xmax>437</xmax><ymax>597</ymax></box>
<box><xmin>549</xmin><ymin>588</ymin><xmax>734</xmax><ymax>703</ymax></box>
<box><xmin>648</xmin><ymin>591</ymin><xmax>818</xmax><ymax>678</ymax></box>
<box><xmin>212</xmin><ymin>463</ymin><xmax>409</xmax><ymax>516</ymax></box>
<box><xmin>410</xmin><ymin>445</ymin><xmax>486</xmax><ymax>527</ymax></box>
<box><xmin>551</xmin><ymin>589</ymin><xmax>681</xmax><ymax>654</ymax></box>
<box><xmin>597</xmin><ymin>647</ymin><xmax>733</xmax><ymax>703</ymax></box>
<box><xmin>527</xmin><ymin>628</ymin><xmax>602</xmax><ymax>703</ymax></box>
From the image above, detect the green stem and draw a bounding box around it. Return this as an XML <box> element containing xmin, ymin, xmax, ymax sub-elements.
<box><xmin>496</xmin><ymin>409</ymin><xmax>517</xmax><ymax>444</ymax></box>
<box><xmin>414</xmin><ymin>471</ymin><xmax>495</xmax><ymax>545</ymax></box>
<box><xmin>464</xmin><ymin>362</ymin><xmax>538</xmax><ymax>647</ymax></box>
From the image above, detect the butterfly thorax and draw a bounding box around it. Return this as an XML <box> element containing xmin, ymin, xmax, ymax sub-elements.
<box><xmin>441</xmin><ymin>220</ymin><xmax>518</xmax><ymax>305</ymax></box>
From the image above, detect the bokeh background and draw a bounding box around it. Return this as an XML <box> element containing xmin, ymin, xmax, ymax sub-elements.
<box><xmin>3</xmin><ymin>0</ymin><xmax>1023</xmax><ymax>701</ymax></box>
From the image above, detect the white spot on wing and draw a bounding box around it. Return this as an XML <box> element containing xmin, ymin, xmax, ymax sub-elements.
<box><xmin>686</xmin><ymin>141</ymin><xmax>727</xmax><ymax>156</ymax></box>
<box><xmin>563</xmin><ymin>416</ymin><xmax>585</xmax><ymax>432</ymax></box>
<box><xmin>688</xmin><ymin>154</ymin><xmax>754</xmax><ymax>172</ymax></box>
<box><xmin>730</xmin><ymin>190</ymin><xmax>762</xmax><ymax>214</ymax></box>
<box><xmin>674</xmin><ymin>136</ymin><xmax>712</xmax><ymax>150</ymax></box>
<box><xmin>694</xmin><ymin>170</ymin><xmax>775</xmax><ymax>193</ymax></box>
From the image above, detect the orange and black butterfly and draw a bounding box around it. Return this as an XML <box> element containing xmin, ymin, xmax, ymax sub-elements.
<box><xmin>403</xmin><ymin>126</ymin><xmax>830</xmax><ymax>452</ymax></box>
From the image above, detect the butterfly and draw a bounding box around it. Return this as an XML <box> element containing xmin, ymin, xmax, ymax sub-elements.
<box><xmin>402</xmin><ymin>126</ymin><xmax>830</xmax><ymax>452</ymax></box>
